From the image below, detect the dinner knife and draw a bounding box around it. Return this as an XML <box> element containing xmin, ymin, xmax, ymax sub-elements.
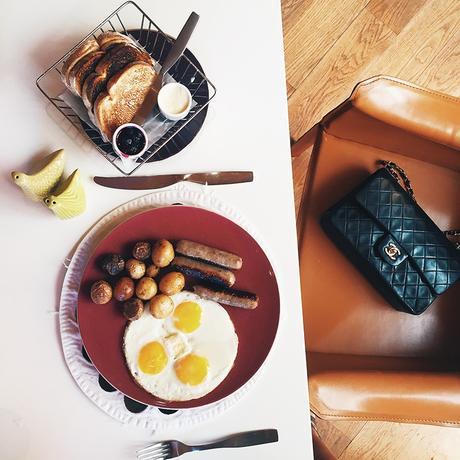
<box><xmin>93</xmin><ymin>171</ymin><xmax>254</xmax><ymax>190</ymax></box>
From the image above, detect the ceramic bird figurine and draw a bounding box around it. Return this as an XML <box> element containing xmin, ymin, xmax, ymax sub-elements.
<box><xmin>11</xmin><ymin>149</ymin><xmax>65</xmax><ymax>201</ymax></box>
<box><xmin>44</xmin><ymin>169</ymin><xmax>86</xmax><ymax>219</ymax></box>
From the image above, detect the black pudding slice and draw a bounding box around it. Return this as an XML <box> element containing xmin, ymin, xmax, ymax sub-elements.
<box><xmin>116</xmin><ymin>126</ymin><xmax>146</xmax><ymax>156</ymax></box>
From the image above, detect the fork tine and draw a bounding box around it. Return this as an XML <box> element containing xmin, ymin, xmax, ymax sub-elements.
<box><xmin>137</xmin><ymin>446</ymin><xmax>166</xmax><ymax>457</ymax></box>
<box><xmin>137</xmin><ymin>445</ymin><xmax>171</xmax><ymax>460</ymax></box>
<box><xmin>137</xmin><ymin>453</ymin><xmax>167</xmax><ymax>460</ymax></box>
<box><xmin>137</xmin><ymin>452</ymin><xmax>167</xmax><ymax>460</ymax></box>
<box><xmin>137</xmin><ymin>450</ymin><xmax>171</xmax><ymax>460</ymax></box>
<box><xmin>137</xmin><ymin>442</ymin><xmax>164</xmax><ymax>454</ymax></box>
<box><xmin>138</xmin><ymin>446</ymin><xmax>168</xmax><ymax>456</ymax></box>
<box><xmin>137</xmin><ymin>446</ymin><xmax>167</xmax><ymax>456</ymax></box>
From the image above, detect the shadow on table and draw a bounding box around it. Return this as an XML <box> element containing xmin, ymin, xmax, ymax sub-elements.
<box><xmin>30</xmin><ymin>32</ymin><xmax>98</xmax><ymax>156</ymax></box>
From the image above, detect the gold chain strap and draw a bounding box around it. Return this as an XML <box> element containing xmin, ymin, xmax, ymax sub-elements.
<box><xmin>380</xmin><ymin>160</ymin><xmax>460</xmax><ymax>250</ymax></box>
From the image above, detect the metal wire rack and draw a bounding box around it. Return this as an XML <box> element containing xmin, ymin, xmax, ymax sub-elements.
<box><xmin>36</xmin><ymin>1</ymin><xmax>216</xmax><ymax>175</ymax></box>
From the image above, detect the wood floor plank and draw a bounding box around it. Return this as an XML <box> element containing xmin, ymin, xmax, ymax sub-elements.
<box><xmin>281</xmin><ymin>0</ymin><xmax>305</xmax><ymax>18</ymax></box>
<box><xmin>284</xmin><ymin>0</ymin><xmax>370</xmax><ymax>91</ymax></box>
<box><xmin>412</xmin><ymin>27</ymin><xmax>460</xmax><ymax>97</ymax></box>
<box><xmin>340</xmin><ymin>421</ymin><xmax>460</xmax><ymax>460</ymax></box>
<box><xmin>361</xmin><ymin>0</ymin><xmax>460</xmax><ymax>85</ymax></box>
<box><xmin>281</xmin><ymin>0</ymin><xmax>311</xmax><ymax>34</ymax></box>
<box><xmin>315</xmin><ymin>418</ymin><xmax>367</xmax><ymax>458</ymax></box>
<box><xmin>399</xmin><ymin>17</ymin><xmax>460</xmax><ymax>96</ymax></box>
<box><xmin>292</xmin><ymin>146</ymin><xmax>312</xmax><ymax>215</ymax></box>
<box><xmin>366</xmin><ymin>0</ymin><xmax>428</xmax><ymax>34</ymax></box>
<box><xmin>288</xmin><ymin>8</ymin><xmax>395</xmax><ymax>141</ymax></box>
<box><xmin>286</xmin><ymin>80</ymin><xmax>296</xmax><ymax>98</ymax></box>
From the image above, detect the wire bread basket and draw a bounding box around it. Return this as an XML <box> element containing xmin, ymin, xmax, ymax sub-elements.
<box><xmin>36</xmin><ymin>1</ymin><xmax>216</xmax><ymax>175</ymax></box>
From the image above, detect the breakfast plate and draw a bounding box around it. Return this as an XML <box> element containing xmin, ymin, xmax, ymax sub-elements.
<box><xmin>77</xmin><ymin>205</ymin><xmax>280</xmax><ymax>409</ymax></box>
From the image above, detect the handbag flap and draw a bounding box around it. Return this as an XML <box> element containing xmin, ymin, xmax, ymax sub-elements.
<box><xmin>354</xmin><ymin>168</ymin><xmax>460</xmax><ymax>295</ymax></box>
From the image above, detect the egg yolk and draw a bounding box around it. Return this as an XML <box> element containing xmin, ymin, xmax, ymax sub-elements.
<box><xmin>174</xmin><ymin>353</ymin><xmax>209</xmax><ymax>385</ymax></box>
<box><xmin>138</xmin><ymin>341</ymin><xmax>168</xmax><ymax>374</ymax></box>
<box><xmin>173</xmin><ymin>301</ymin><xmax>202</xmax><ymax>333</ymax></box>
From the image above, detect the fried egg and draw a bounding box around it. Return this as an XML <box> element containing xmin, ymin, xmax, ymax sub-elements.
<box><xmin>123</xmin><ymin>291</ymin><xmax>238</xmax><ymax>401</ymax></box>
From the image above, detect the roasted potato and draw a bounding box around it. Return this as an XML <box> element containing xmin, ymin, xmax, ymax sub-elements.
<box><xmin>145</xmin><ymin>264</ymin><xmax>160</xmax><ymax>278</ymax></box>
<box><xmin>152</xmin><ymin>239</ymin><xmax>174</xmax><ymax>268</ymax></box>
<box><xmin>148</xmin><ymin>294</ymin><xmax>174</xmax><ymax>319</ymax></box>
<box><xmin>135</xmin><ymin>277</ymin><xmax>158</xmax><ymax>300</ymax></box>
<box><xmin>159</xmin><ymin>271</ymin><xmax>185</xmax><ymax>296</ymax></box>
<box><xmin>125</xmin><ymin>258</ymin><xmax>146</xmax><ymax>279</ymax></box>
<box><xmin>113</xmin><ymin>276</ymin><xmax>135</xmax><ymax>301</ymax></box>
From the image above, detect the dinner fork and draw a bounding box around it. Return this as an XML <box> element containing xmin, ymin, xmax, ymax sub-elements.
<box><xmin>137</xmin><ymin>429</ymin><xmax>278</xmax><ymax>459</ymax></box>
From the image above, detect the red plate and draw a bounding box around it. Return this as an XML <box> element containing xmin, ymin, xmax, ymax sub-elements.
<box><xmin>78</xmin><ymin>206</ymin><xmax>280</xmax><ymax>409</ymax></box>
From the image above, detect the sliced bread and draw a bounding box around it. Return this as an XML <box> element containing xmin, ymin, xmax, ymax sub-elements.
<box><xmin>82</xmin><ymin>44</ymin><xmax>153</xmax><ymax>111</ymax></box>
<box><xmin>96</xmin><ymin>31</ymin><xmax>133</xmax><ymax>50</ymax></box>
<box><xmin>68</xmin><ymin>51</ymin><xmax>105</xmax><ymax>96</ymax></box>
<box><xmin>95</xmin><ymin>43</ymin><xmax>153</xmax><ymax>77</ymax></box>
<box><xmin>94</xmin><ymin>61</ymin><xmax>157</xmax><ymax>140</ymax></box>
<box><xmin>81</xmin><ymin>73</ymin><xmax>107</xmax><ymax>110</ymax></box>
<box><xmin>61</xmin><ymin>37</ymin><xmax>100</xmax><ymax>88</ymax></box>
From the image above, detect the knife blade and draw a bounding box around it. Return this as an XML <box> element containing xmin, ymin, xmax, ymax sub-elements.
<box><xmin>93</xmin><ymin>171</ymin><xmax>254</xmax><ymax>190</ymax></box>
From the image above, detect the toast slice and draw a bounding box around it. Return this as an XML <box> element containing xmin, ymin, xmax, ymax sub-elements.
<box><xmin>97</xmin><ymin>31</ymin><xmax>133</xmax><ymax>50</ymax></box>
<box><xmin>95</xmin><ymin>43</ymin><xmax>153</xmax><ymax>77</ymax></box>
<box><xmin>81</xmin><ymin>73</ymin><xmax>107</xmax><ymax>110</ymax></box>
<box><xmin>61</xmin><ymin>37</ymin><xmax>100</xmax><ymax>88</ymax></box>
<box><xmin>82</xmin><ymin>44</ymin><xmax>153</xmax><ymax>110</ymax></box>
<box><xmin>94</xmin><ymin>61</ymin><xmax>157</xmax><ymax>140</ymax></box>
<box><xmin>68</xmin><ymin>51</ymin><xmax>105</xmax><ymax>96</ymax></box>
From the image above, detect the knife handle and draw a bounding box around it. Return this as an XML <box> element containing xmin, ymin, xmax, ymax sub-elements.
<box><xmin>185</xmin><ymin>171</ymin><xmax>254</xmax><ymax>186</ymax></box>
<box><xmin>191</xmin><ymin>429</ymin><xmax>279</xmax><ymax>452</ymax></box>
<box><xmin>161</xmin><ymin>12</ymin><xmax>200</xmax><ymax>77</ymax></box>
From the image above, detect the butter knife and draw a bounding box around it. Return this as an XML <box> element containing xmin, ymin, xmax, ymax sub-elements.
<box><xmin>133</xmin><ymin>12</ymin><xmax>200</xmax><ymax>125</ymax></box>
<box><xmin>93</xmin><ymin>171</ymin><xmax>253</xmax><ymax>190</ymax></box>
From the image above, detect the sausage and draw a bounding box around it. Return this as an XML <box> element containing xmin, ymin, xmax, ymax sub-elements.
<box><xmin>172</xmin><ymin>256</ymin><xmax>236</xmax><ymax>287</ymax></box>
<box><xmin>193</xmin><ymin>284</ymin><xmax>258</xmax><ymax>310</ymax></box>
<box><xmin>175</xmin><ymin>240</ymin><xmax>242</xmax><ymax>270</ymax></box>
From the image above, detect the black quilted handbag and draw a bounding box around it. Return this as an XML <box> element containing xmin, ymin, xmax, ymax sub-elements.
<box><xmin>321</xmin><ymin>161</ymin><xmax>460</xmax><ymax>315</ymax></box>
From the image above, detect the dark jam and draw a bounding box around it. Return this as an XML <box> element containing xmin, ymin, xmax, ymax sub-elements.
<box><xmin>115</xmin><ymin>126</ymin><xmax>147</xmax><ymax>156</ymax></box>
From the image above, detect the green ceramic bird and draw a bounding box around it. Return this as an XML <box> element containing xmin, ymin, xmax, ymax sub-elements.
<box><xmin>11</xmin><ymin>149</ymin><xmax>65</xmax><ymax>201</ymax></box>
<box><xmin>44</xmin><ymin>169</ymin><xmax>86</xmax><ymax>219</ymax></box>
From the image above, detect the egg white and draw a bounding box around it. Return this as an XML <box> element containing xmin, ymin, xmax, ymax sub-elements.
<box><xmin>123</xmin><ymin>291</ymin><xmax>238</xmax><ymax>401</ymax></box>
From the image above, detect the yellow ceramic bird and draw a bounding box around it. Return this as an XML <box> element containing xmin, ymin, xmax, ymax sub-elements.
<box><xmin>44</xmin><ymin>169</ymin><xmax>86</xmax><ymax>219</ymax></box>
<box><xmin>11</xmin><ymin>149</ymin><xmax>65</xmax><ymax>201</ymax></box>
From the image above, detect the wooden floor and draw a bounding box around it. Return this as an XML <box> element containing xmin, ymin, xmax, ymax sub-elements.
<box><xmin>281</xmin><ymin>0</ymin><xmax>460</xmax><ymax>458</ymax></box>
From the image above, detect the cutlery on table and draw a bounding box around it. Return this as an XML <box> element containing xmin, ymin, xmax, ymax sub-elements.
<box><xmin>93</xmin><ymin>171</ymin><xmax>254</xmax><ymax>190</ymax></box>
<box><xmin>137</xmin><ymin>429</ymin><xmax>278</xmax><ymax>460</ymax></box>
<box><xmin>133</xmin><ymin>11</ymin><xmax>200</xmax><ymax>125</ymax></box>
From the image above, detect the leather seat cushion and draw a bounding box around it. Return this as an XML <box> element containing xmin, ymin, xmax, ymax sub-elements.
<box><xmin>298</xmin><ymin>111</ymin><xmax>460</xmax><ymax>358</ymax></box>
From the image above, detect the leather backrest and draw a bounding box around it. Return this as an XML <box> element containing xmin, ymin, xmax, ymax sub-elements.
<box><xmin>351</xmin><ymin>76</ymin><xmax>460</xmax><ymax>150</ymax></box>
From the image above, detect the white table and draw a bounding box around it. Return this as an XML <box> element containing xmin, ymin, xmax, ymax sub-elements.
<box><xmin>0</xmin><ymin>0</ymin><xmax>313</xmax><ymax>458</ymax></box>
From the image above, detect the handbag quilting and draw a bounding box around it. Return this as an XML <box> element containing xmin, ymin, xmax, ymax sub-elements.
<box><xmin>321</xmin><ymin>162</ymin><xmax>460</xmax><ymax>315</ymax></box>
